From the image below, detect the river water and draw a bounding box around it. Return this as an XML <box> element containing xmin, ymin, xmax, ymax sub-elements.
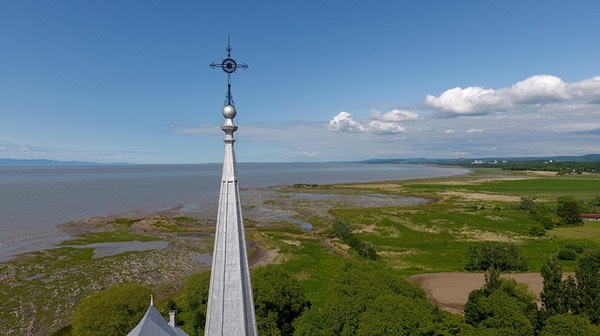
<box><xmin>0</xmin><ymin>163</ymin><xmax>468</xmax><ymax>261</ymax></box>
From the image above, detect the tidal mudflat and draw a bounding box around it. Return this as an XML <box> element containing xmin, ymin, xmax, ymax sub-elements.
<box><xmin>0</xmin><ymin>183</ymin><xmax>427</xmax><ymax>336</ymax></box>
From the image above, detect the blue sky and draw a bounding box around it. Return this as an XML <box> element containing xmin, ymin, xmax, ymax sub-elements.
<box><xmin>1</xmin><ymin>1</ymin><xmax>599</xmax><ymax>164</ymax></box>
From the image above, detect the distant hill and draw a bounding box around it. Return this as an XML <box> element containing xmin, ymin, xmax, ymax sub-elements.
<box><xmin>362</xmin><ymin>154</ymin><xmax>600</xmax><ymax>165</ymax></box>
<box><xmin>0</xmin><ymin>159</ymin><xmax>101</xmax><ymax>166</ymax></box>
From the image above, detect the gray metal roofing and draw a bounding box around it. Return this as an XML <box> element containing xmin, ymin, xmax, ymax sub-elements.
<box><xmin>127</xmin><ymin>304</ymin><xmax>187</xmax><ymax>336</ymax></box>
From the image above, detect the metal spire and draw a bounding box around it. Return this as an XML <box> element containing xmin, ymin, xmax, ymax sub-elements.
<box><xmin>204</xmin><ymin>38</ymin><xmax>257</xmax><ymax>336</ymax></box>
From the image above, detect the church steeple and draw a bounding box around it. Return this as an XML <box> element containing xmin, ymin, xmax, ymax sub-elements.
<box><xmin>204</xmin><ymin>39</ymin><xmax>257</xmax><ymax>336</ymax></box>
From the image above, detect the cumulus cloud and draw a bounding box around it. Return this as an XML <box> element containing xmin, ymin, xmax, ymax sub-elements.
<box><xmin>327</xmin><ymin>111</ymin><xmax>367</xmax><ymax>133</ymax></box>
<box><xmin>173</xmin><ymin>73</ymin><xmax>600</xmax><ymax>162</ymax></box>
<box><xmin>426</xmin><ymin>74</ymin><xmax>600</xmax><ymax>115</ymax></box>
<box><xmin>426</xmin><ymin>86</ymin><xmax>509</xmax><ymax>114</ymax></box>
<box><xmin>509</xmin><ymin>75</ymin><xmax>569</xmax><ymax>103</ymax></box>
<box><xmin>328</xmin><ymin>109</ymin><xmax>419</xmax><ymax>134</ymax></box>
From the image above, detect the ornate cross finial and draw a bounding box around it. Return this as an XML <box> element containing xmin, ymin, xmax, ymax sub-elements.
<box><xmin>210</xmin><ymin>36</ymin><xmax>248</xmax><ymax>106</ymax></box>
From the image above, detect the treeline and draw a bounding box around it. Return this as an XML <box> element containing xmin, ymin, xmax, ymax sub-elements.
<box><xmin>464</xmin><ymin>252</ymin><xmax>600</xmax><ymax>335</ymax></box>
<box><xmin>67</xmin><ymin>254</ymin><xmax>600</xmax><ymax>336</ymax></box>
<box><xmin>497</xmin><ymin>161</ymin><xmax>600</xmax><ymax>174</ymax></box>
<box><xmin>443</xmin><ymin>160</ymin><xmax>600</xmax><ymax>174</ymax></box>
<box><xmin>68</xmin><ymin>266</ymin><xmax>310</xmax><ymax>336</ymax></box>
<box><xmin>518</xmin><ymin>195</ymin><xmax>600</xmax><ymax>240</ymax></box>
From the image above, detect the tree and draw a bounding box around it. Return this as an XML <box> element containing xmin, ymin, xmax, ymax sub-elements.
<box><xmin>252</xmin><ymin>266</ymin><xmax>310</xmax><ymax>336</ymax></box>
<box><xmin>539</xmin><ymin>251</ymin><xmax>600</xmax><ymax>324</ymax></box>
<box><xmin>294</xmin><ymin>261</ymin><xmax>474</xmax><ymax>336</ymax></box>
<box><xmin>465</xmin><ymin>242</ymin><xmax>528</xmax><ymax>271</ymax></box>
<box><xmin>71</xmin><ymin>283</ymin><xmax>151</xmax><ymax>336</ymax></box>
<box><xmin>475</xmin><ymin>291</ymin><xmax>535</xmax><ymax>336</ymax></box>
<box><xmin>557</xmin><ymin>196</ymin><xmax>583</xmax><ymax>226</ymax></box>
<box><xmin>180</xmin><ymin>267</ymin><xmax>309</xmax><ymax>336</ymax></box>
<box><xmin>519</xmin><ymin>197</ymin><xmax>535</xmax><ymax>210</ymax></box>
<box><xmin>529</xmin><ymin>203</ymin><xmax>552</xmax><ymax>222</ymax></box>
<box><xmin>563</xmin><ymin>275</ymin><xmax>579</xmax><ymax>314</ymax></box>
<box><xmin>357</xmin><ymin>241</ymin><xmax>380</xmax><ymax>261</ymax></box>
<box><xmin>163</xmin><ymin>299</ymin><xmax>184</xmax><ymax>329</ymax></box>
<box><xmin>180</xmin><ymin>271</ymin><xmax>211</xmax><ymax>336</ymax></box>
<box><xmin>540</xmin><ymin>314</ymin><xmax>600</xmax><ymax>336</ymax></box>
<box><xmin>355</xmin><ymin>294</ymin><xmax>429</xmax><ymax>336</ymax></box>
<box><xmin>331</xmin><ymin>219</ymin><xmax>352</xmax><ymax>240</ymax></box>
<box><xmin>464</xmin><ymin>268</ymin><xmax>537</xmax><ymax>335</ymax></box>
<box><xmin>541</xmin><ymin>257</ymin><xmax>565</xmax><ymax>315</ymax></box>
<box><xmin>575</xmin><ymin>251</ymin><xmax>600</xmax><ymax>324</ymax></box>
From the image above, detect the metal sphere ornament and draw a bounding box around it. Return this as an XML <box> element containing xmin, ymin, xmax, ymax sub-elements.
<box><xmin>223</xmin><ymin>104</ymin><xmax>236</xmax><ymax>119</ymax></box>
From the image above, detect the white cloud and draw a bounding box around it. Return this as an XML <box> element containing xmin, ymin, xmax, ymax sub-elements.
<box><xmin>509</xmin><ymin>75</ymin><xmax>568</xmax><ymax>103</ymax></box>
<box><xmin>370</xmin><ymin>109</ymin><xmax>420</xmax><ymax>122</ymax></box>
<box><xmin>425</xmin><ymin>74</ymin><xmax>600</xmax><ymax>115</ymax></box>
<box><xmin>174</xmin><ymin>74</ymin><xmax>600</xmax><ymax>162</ymax></box>
<box><xmin>568</xmin><ymin>76</ymin><xmax>600</xmax><ymax>100</ymax></box>
<box><xmin>327</xmin><ymin>111</ymin><xmax>367</xmax><ymax>133</ymax></box>
<box><xmin>368</xmin><ymin>120</ymin><xmax>405</xmax><ymax>134</ymax></box>
<box><xmin>546</xmin><ymin>122</ymin><xmax>600</xmax><ymax>133</ymax></box>
<box><xmin>327</xmin><ymin>109</ymin><xmax>419</xmax><ymax>135</ymax></box>
<box><xmin>426</xmin><ymin>86</ymin><xmax>509</xmax><ymax>114</ymax></box>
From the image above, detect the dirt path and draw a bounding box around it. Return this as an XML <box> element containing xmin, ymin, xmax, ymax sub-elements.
<box><xmin>407</xmin><ymin>272</ymin><xmax>548</xmax><ymax>314</ymax></box>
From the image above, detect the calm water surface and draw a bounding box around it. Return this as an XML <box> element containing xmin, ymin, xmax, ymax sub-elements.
<box><xmin>0</xmin><ymin>163</ymin><xmax>468</xmax><ymax>261</ymax></box>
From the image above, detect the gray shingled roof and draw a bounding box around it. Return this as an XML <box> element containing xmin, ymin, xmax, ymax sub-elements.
<box><xmin>127</xmin><ymin>300</ymin><xmax>188</xmax><ymax>336</ymax></box>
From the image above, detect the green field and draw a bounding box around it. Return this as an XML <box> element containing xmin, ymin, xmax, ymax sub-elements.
<box><xmin>262</xmin><ymin>170</ymin><xmax>600</xmax><ymax>294</ymax></box>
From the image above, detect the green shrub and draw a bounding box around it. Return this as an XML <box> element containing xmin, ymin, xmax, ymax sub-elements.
<box><xmin>558</xmin><ymin>248</ymin><xmax>577</xmax><ymax>261</ymax></box>
<box><xmin>465</xmin><ymin>242</ymin><xmax>528</xmax><ymax>271</ymax></box>
<box><xmin>529</xmin><ymin>224</ymin><xmax>546</xmax><ymax>237</ymax></box>
<box><xmin>520</xmin><ymin>197</ymin><xmax>535</xmax><ymax>210</ymax></box>
<box><xmin>557</xmin><ymin>196</ymin><xmax>583</xmax><ymax>226</ymax></box>
<box><xmin>565</xmin><ymin>243</ymin><xmax>584</xmax><ymax>253</ymax></box>
<box><xmin>71</xmin><ymin>283</ymin><xmax>151</xmax><ymax>336</ymax></box>
<box><xmin>529</xmin><ymin>204</ymin><xmax>551</xmax><ymax>221</ymax></box>
<box><xmin>357</xmin><ymin>241</ymin><xmax>380</xmax><ymax>261</ymax></box>
<box><xmin>346</xmin><ymin>236</ymin><xmax>362</xmax><ymax>250</ymax></box>
<box><xmin>540</xmin><ymin>217</ymin><xmax>554</xmax><ymax>230</ymax></box>
<box><xmin>331</xmin><ymin>219</ymin><xmax>352</xmax><ymax>240</ymax></box>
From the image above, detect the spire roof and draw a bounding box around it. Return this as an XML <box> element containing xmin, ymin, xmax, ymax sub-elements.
<box><xmin>204</xmin><ymin>40</ymin><xmax>258</xmax><ymax>336</ymax></box>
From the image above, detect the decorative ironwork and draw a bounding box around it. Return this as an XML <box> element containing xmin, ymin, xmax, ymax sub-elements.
<box><xmin>210</xmin><ymin>36</ymin><xmax>248</xmax><ymax>105</ymax></box>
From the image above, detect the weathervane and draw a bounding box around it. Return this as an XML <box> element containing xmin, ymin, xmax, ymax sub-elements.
<box><xmin>210</xmin><ymin>36</ymin><xmax>248</xmax><ymax>106</ymax></box>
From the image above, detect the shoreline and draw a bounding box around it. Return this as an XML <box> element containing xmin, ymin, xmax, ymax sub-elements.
<box><xmin>0</xmin><ymin>164</ymin><xmax>469</xmax><ymax>263</ymax></box>
<box><xmin>6</xmin><ymin>166</ymin><xmax>575</xmax><ymax>335</ymax></box>
<box><xmin>0</xmin><ymin>176</ymin><xmax>442</xmax><ymax>335</ymax></box>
